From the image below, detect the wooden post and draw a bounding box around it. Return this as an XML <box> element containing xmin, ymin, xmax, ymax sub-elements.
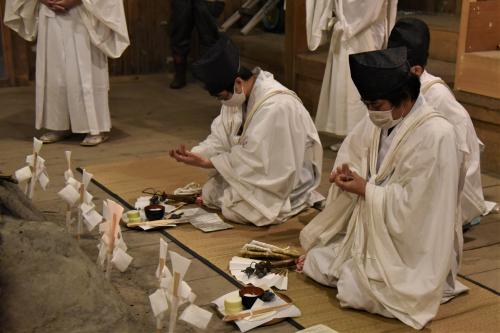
<box><xmin>155</xmin><ymin>256</ymin><xmax>166</xmax><ymax>332</ymax></box>
<box><xmin>105</xmin><ymin>213</ymin><xmax>118</xmax><ymax>280</ymax></box>
<box><xmin>284</xmin><ymin>0</ymin><xmax>308</xmax><ymax>90</ymax></box>
<box><xmin>27</xmin><ymin>151</ymin><xmax>38</xmax><ymax>199</ymax></box>
<box><xmin>65</xmin><ymin>157</ymin><xmax>72</xmax><ymax>232</ymax></box>
<box><xmin>65</xmin><ymin>203</ymin><xmax>72</xmax><ymax>233</ymax></box>
<box><xmin>76</xmin><ymin>184</ymin><xmax>85</xmax><ymax>242</ymax></box>
<box><xmin>167</xmin><ymin>272</ymin><xmax>181</xmax><ymax>333</ymax></box>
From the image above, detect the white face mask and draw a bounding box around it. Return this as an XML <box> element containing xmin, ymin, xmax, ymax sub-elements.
<box><xmin>368</xmin><ymin>109</ymin><xmax>403</xmax><ymax>129</ymax></box>
<box><xmin>221</xmin><ymin>85</ymin><xmax>245</xmax><ymax>107</ymax></box>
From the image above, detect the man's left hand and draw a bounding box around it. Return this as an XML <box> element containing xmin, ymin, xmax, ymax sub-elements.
<box><xmin>169</xmin><ymin>144</ymin><xmax>213</xmax><ymax>169</ymax></box>
<box><xmin>333</xmin><ymin>163</ymin><xmax>367</xmax><ymax>197</ymax></box>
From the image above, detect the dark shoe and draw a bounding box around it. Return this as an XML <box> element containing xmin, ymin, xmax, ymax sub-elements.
<box><xmin>170</xmin><ymin>63</ymin><xmax>186</xmax><ymax>89</ymax></box>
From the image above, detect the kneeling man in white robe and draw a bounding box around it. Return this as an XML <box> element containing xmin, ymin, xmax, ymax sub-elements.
<box><xmin>299</xmin><ymin>47</ymin><xmax>468</xmax><ymax>329</ymax></box>
<box><xmin>169</xmin><ymin>36</ymin><xmax>323</xmax><ymax>226</ymax></box>
<box><xmin>387</xmin><ymin>18</ymin><xmax>493</xmax><ymax>226</ymax></box>
<box><xmin>4</xmin><ymin>0</ymin><xmax>129</xmax><ymax>146</ymax></box>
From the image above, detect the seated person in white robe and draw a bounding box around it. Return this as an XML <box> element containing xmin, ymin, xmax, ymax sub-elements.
<box><xmin>4</xmin><ymin>0</ymin><xmax>129</xmax><ymax>146</ymax></box>
<box><xmin>299</xmin><ymin>47</ymin><xmax>468</xmax><ymax>330</ymax></box>
<box><xmin>169</xmin><ymin>36</ymin><xmax>323</xmax><ymax>226</ymax></box>
<box><xmin>388</xmin><ymin>18</ymin><xmax>489</xmax><ymax>225</ymax></box>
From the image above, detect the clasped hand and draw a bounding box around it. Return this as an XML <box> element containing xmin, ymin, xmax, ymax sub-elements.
<box><xmin>329</xmin><ymin>163</ymin><xmax>367</xmax><ymax>197</ymax></box>
<box><xmin>40</xmin><ymin>0</ymin><xmax>81</xmax><ymax>14</ymax></box>
<box><xmin>169</xmin><ymin>144</ymin><xmax>213</xmax><ymax>169</ymax></box>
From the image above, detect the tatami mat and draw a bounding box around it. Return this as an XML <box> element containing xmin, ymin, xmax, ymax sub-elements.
<box><xmin>85</xmin><ymin>155</ymin><xmax>500</xmax><ymax>332</ymax></box>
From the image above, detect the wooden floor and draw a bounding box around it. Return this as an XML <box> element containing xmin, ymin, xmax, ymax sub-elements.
<box><xmin>0</xmin><ymin>75</ymin><xmax>498</xmax><ymax>332</ymax></box>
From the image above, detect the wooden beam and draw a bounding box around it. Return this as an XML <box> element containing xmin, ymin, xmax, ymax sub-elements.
<box><xmin>284</xmin><ymin>0</ymin><xmax>307</xmax><ymax>89</ymax></box>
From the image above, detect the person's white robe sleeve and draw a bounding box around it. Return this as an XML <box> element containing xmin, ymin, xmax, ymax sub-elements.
<box><xmin>191</xmin><ymin>111</ymin><xmax>233</xmax><ymax>159</ymax></box>
<box><xmin>78</xmin><ymin>0</ymin><xmax>130</xmax><ymax>58</ymax></box>
<box><xmin>306</xmin><ymin>0</ymin><xmax>334</xmax><ymax>51</ymax></box>
<box><xmin>4</xmin><ymin>0</ymin><xmax>39</xmax><ymax>41</ymax></box>
<box><xmin>423</xmin><ymin>82</ymin><xmax>487</xmax><ymax>222</ymax></box>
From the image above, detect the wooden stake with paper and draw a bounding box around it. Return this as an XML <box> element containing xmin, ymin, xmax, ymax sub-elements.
<box><xmin>105</xmin><ymin>213</ymin><xmax>118</xmax><ymax>280</ymax></box>
<box><xmin>168</xmin><ymin>272</ymin><xmax>181</xmax><ymax>333</ymax></box>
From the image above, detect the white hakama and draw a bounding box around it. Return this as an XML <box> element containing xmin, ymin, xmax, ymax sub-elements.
<box><xmin>4</xmin><ymin>0</ymin><xmax>129</xmax><ymax>134</ymax></box>
<box><xmin>301</xmin><ymin>97</ymin><xmax>468</xmax><ymax>329</ymax></box>
<box><xmin>192</xmin><ymin>69</ymin><xmax>323</xmax><ymax>226</ymax></box>
<box><xmin>306</xmin><ymin>0</ymin><xmax>398</xmax><ymax>136</ymax></box>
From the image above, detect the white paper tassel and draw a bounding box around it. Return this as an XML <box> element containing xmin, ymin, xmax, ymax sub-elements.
<box><xmin>67</xmin><ymin>177</ymin><xmax>81</xmax><ymax>189</ymax></box>
<box><xmin>111</xmin><ymin>247</ymin><xmax>133</xmax><ymax>272</ymax></box>
<box><xmin>169</xmin><ymin>251</ymin><xmax>191</xmax><ymax>282</ymax></box>
<box><xmin>15</xmin><ymin>166</ymin><xmax>32</xmax><ymax>182</ymax></box>
<box><xmin>97</xmin><ymin>243</ymin><xmax>107</xmax><ymax>266</ymax></box>
<box><xmin>149</xmin><ymin>289</ymin><xmax>169</xmax><ymax>317</ymax></box>
<box><xmin>38</xmin><ymin>172</ymin><xmax>49</xmax><ymax>190</ymax></box>
<box><xmin>83</xmin><ymin>209</ymin><xmax>103</xmax><ymax>231</ymax></box>
<box><xmin>33</xmin><ymin>137</ymin><xmax>43</xmax><ymax>153</ymax></box>
<box><xmin>58</xmin><ymin>184</ymin><xmax>81</xmax><ymax>206</ymax></box>
<box><xmin>179</xmin><ymin>304</ymin><xmax>212</xmax><ymax>330</ymax></box>
<box><xmin>84</xmin><ymin>191</ymin><xmax>93</xmax><ymax>205</ymax></box>
<box><xmin>82</xmin><ymin>169</ymin><xmax>93</xmax><ymax>188</ymax></box>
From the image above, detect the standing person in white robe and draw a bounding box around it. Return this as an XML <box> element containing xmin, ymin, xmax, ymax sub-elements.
<box><xmin>299</xmin><ymin>47</ymin><xmax>468</xmax><ymax>329</ymax></box>
<box><xmin>4</xmin><ymin>0</ymin><xmax>129</xmax><ymax>146</ymax></box>
<box><xmin>306</xmin><ymin>0</ymin><xmax>398</xmax><ymax>151</ymax></box>
<box><xmin>169</xmin><ymin>36</ymin><xmax>323</xmax><ymax>226</ymax></box>
<box><xmin>387</xmin><ymin>18</ymin><xmax>493</xmax><ymax>225</ymax></box>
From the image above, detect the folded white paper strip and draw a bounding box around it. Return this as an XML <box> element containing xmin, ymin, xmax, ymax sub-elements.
<box><xmin>190</xmin><ymin>213</ymin><xmax>233</xmax><ymax>232</ymax></box>
<box><xmin>38</xmin><ymin>172</ymin><xmax>49</xmax><ymax>190</ymax></box>
<box><xmin>26</xmin><ymin>154</ymin><xmax>45</xmax><ymax>168</ymax></box>
<box><xmin>67</xmin><ymin>177</ymin><xmax>81</xmax><ymax>189</ymax></box>
<box><xmin>107</xmin><ymin>199</ymin><xmax>124</xmax><ymax>226</ymax></box>
<box><xmin>97</xmin><ymin>243</ymin><xmax>107</xmax><ymax>266</ymax></box>
<box><xmin>33</xmin><ymin>137</ymin><xmax>43</xmax><ymax>153</ymax></box>
<box><xmin>84</xmin><ymin>191</ymin><xmax>93</xmax><ymax>205</ymax></box>
<box><xmin>58</xmin><ymin>184</ymin><xmax>81</xmax><ymax>206</ymax></box>
<box><xmin>149</xmin><ymin>288</ymin><xmax>169</xmax><ymax>317</ymax></box>
<box><xmin>80</xmin><ymin>202</ymin><xmax>95</xmax><ymax>214</ymax></box>
<box><xmin>15</xmin><ymin>166</ymin><xmax>32</xmax><ymax>182</ymax></box>
<box><xmin>180</xmin><ymin>304</ymin><xmax>212</xmax><ymax>330</ymax></box>
<box><xmin>212</xmin><ymin>290</ymin><xmax>301</xmax><ymax>332</ymax></box>
<box><xmin>112</xmin><ymin>247</ymin><xmax>133</xmax><ymax>272</ymax></box>
<box><xmin>82</xmin><ymin>170</ymin><xmax>93</xmax><ymax>188</ymax></box>
<box><xmin>169</xmin><ymin>251</ymin><xmax>191</xmax><ymax>281</ymax></box>
<box><xmin>99</xmin><ymin>221</ymin><xmax>109</xmax><ymax>234</ymax></box>
<box><xmin>83</xmin><ymin>210</ymin><xmax>103</xmax><ymax>231</ymax></box>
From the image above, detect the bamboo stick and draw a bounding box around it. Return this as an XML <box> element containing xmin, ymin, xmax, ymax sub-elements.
<box><xmin>76</xmin><ymin>184</ymin><xmax>84</xmax><ymax>242</ymax></box>
<box><xmin>223</xmin><ymin>303</ymin><xmax>291</xmax><ymax>321</ymax></box>
<box><xmin>155</xmin><ymin>256</ymin><xmax>166</xmax><ymax>333</ymax></box>
<box><xmin>105</xmin><ymin>213</ymin><xmax>118</xmax><ymax>280</ymax></box>
<box><xmin>27</xmin><ymin>151</ymin><xmax>38</xmax><ymax>199</ymax></box>
<box><xmin>167</xmin><ymin>272</ymin><xmax>181</xmax><ymax>333</ymax></box>
<box><xmin>126</xmin><ymin>219</ymin><xmax>181</xmax><ymax>228</ymax></box>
